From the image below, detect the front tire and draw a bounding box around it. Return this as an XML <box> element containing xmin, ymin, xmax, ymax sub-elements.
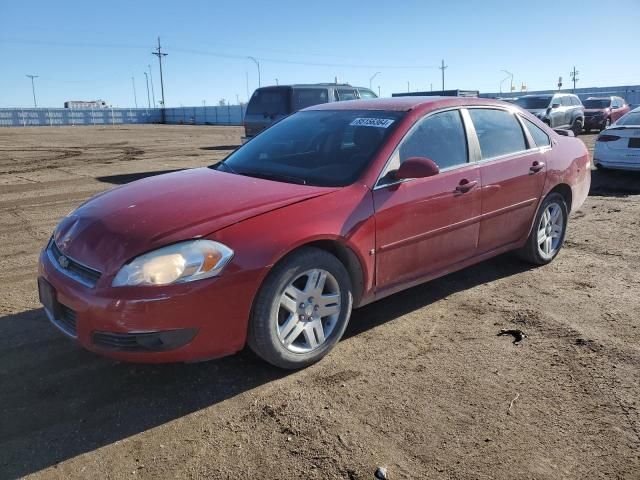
<box><xmin>247</xmin><ymin>247</ymin><xmax>353</xmax><ymax>369</ymax></box>
<box><xmin>571</xmin><ymin>118</ymin><xmax>582</xmax><ymax>136</ymax></box>
<box><xmin>517</xmin><ymin>193</ymin><xmax>568</xmax><ymax>265</ymax></box>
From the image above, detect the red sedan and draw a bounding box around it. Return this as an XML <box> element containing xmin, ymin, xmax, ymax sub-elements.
<box><xmin>38</xmin><ymin>97</ymin><xmax>590</xmax><ymax>369</ymax></box>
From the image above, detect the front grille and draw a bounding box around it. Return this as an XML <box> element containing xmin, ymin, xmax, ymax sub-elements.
<box><xmin>49</xmin><ymin>240</ymin><xmax>101</xmax><ymax>287</ymax></box>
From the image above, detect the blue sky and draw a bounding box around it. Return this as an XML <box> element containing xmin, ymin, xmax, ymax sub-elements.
<box><xmin>1</xmin><ymin>0</ymin><xmax>639</xmax><ymax>108</ymax></box>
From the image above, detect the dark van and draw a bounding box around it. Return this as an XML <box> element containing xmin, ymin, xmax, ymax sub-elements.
<box><xmin>242</xmin><ymin>83</ymin><xmax>377</xmax><ymax>142</ymax></box>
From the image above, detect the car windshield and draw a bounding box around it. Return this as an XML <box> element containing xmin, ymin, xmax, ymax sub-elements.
<box><xmin>515</xmin><ymin>97</ymin><xmax>552</xmax><ymax>109</ymax></box>
<box><xmin>213</xmin><ymin>110</ymin><xmax>404</xmax><ymax>187</ymax></box>
<box><xmin>616</xmin><ymin>112</ymin><xmax>640</xmax><ymax>126</ymax></box>
<box><xmin>583</xmin><ymin>99</ymin><xmax>611</xmax><ymax>109</ymax></box>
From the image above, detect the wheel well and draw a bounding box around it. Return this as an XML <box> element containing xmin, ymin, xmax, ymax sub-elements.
<box><xmin>298</xmin><ymin>240</ymin><xmax>365</xmax><ymax>306</ymax></box>
<box><xmin>549</xmin><ymin>184</ymin><xmax>572</xmax><ymax>211</ymax></box>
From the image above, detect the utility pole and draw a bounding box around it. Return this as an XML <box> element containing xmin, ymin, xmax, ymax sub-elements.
<box><xmin>570</xmin><ymin>66</ymin><xmax>579</xmax><ymax>93</ymax></box>
<box><xmin>369</xmin><ymin>71</ymin><xmax>380</xmax><ymax>90</ymax></box>
<box><xmin>407</xmin><ymin>81</ymin><xmax>410</xmax><ymax>92</ymax></box>
<box><xmin>143</xmin><ymin>72</ymin><xmax>151</xmax><ymax>108</ymax></box>
<box><xmin>248</xmin><ymin>56</ymin><xmax>261</xmax><ymax>87</ymax></box>
<box><xmin>26</xmin><ymin>74</ymin><xmax>38</xmax><ymax>108</ymax></box>
<box><xmin>131</xmin><ymin>76</ymin><xmax>138</xmax><ymax>108</ymax></box>
<box><xmin>152</xmin><ymin>37</ymin><xmax>168</xmax><ymax>107</ymax></box>
<box><xmin>148</xmin><ymin>64</ymin><xmax>156</xmax><ymax>107</ymax></box>
<box><xmin>378</xmin><ymin>85</ymin><xmax>381</xmax><ymax>97</ymax></box>
<box><xmin>245</xmin><ymin>71</ymin><xmax>250</xmax><ymax>100</ymax></box>
<box><xmin>439</xmin><ymin>59</ymin><xmax>448</xmax><ymax>92</ymax></box>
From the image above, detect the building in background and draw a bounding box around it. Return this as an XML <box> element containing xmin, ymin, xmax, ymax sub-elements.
<box><xmin>392</xmin><ymin>89</ymin><xmax>479</xmax><ymax>98</ymax></box>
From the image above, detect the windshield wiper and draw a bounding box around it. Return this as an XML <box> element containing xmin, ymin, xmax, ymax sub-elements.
<box><xmin>236</xmin><ymin>170</ymin><xmax>307</xmax><ymax>185</ymax></box>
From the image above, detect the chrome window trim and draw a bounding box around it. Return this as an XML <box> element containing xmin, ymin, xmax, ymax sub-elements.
<box><xmin>374</xmin><ymin>106</ymin><xmax>472</xmax><ymax>190</ymax></box>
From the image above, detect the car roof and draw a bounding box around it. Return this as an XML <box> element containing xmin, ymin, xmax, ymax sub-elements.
<box><xmin>586</xmin><ymin>96</ymin><xmax>613</xmax><ymax>100</ymax></box>
<box><xmin>306</xmin><ymin>96</ymin><xmax>511</xmax><ymax>112</ymax></box>
<box><xmin>256</xmin><ymin>83</ymin><xmax>373</xmax><ymax>90</ymax></box>
<box><xmin>520</xmin><ymin>94</ymin><xmax>553</xmax><ymax>98</ymax></box>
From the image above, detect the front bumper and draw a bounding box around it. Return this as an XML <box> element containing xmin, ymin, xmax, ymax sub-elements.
<box><xmin>38</xmin><ymin>248</ymin><xmax>263</xmax><ymax>363</ymax></box>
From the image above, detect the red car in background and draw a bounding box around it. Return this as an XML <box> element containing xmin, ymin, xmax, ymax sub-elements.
<box><xmin>38</xmin><ymin>97</ymin><xmax>590</xmax><ymax>369</ymax></box>
<box><xmin>583</xmin><ymin>96</ymin><xmax>630</xmax><ymax>132</ymax></box>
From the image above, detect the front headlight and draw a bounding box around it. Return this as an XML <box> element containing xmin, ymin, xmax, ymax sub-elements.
<box><xmin>112</xmin><ymin>240</ymin><xmax>234</xmax><ymax>287</ymax></box>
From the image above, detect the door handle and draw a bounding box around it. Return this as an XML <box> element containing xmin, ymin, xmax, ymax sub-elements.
<box><xmin>455</xmin><ymin>179</ymin><xmax>478</xmax><ymax>193</ymax></box>
<box><xmin>530</xmin><ymin>161</ymin><xmax>545</xmax><ymax>173</ymax></box>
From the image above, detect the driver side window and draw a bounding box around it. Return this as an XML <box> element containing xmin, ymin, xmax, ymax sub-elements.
<box><xmin>382</xmin><ymin>109</ymin><xmax>468</xmax><ymax>181</ymax></box>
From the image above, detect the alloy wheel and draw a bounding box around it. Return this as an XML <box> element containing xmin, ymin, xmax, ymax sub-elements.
<box><xmin>537</xmin><ymin>202</ymin><xmax>564</xmax><ymax>260</ymax></box>
<box><xmin>276</xmin><ymin>269</ymin><xmax>341</xmax><ymax>353</ymax></box>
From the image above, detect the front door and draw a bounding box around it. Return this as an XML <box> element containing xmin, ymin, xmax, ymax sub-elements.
<box><xmin>373</xmin><ymin>109</ymin><xmax>481</xmax><ymax>291</ymax></box>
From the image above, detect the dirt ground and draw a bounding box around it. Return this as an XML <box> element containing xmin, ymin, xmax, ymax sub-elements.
<box><xmin>0</xmin><ymin>125</ymin><xmax>639</xmax><ymax>480</ymax></box>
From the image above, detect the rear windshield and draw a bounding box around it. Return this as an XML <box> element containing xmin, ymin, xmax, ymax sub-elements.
<box><xmin>617</xmin><ymin>112</ymin><xmax>640</xmax><ymax>126</ymax></box>
<box><xmin>292</xmin><ymin>88</ymin><xmax>329</xmax><ymax>110</ymax></box>
<box><xmin>515</xmin><ymin>97</ymin><xmax>552</xmax><ymax>109</ymax></box>
<box><xmin>246</xmin><ymin>88</ymin><xmax>290</xmax><ymax>115</ymax></box>
<box><xmin>583</xmin><ymin>99</ymin><xmax>611</xmax><ymax>109</ymax></box>
<box><xmin>214</xmin><ymin>110</ymin><xmax>404</xmax><ymax>187</ymax></box>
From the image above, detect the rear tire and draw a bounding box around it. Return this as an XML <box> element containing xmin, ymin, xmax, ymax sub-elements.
<box><xmin>247</xmin><ymin>247</ymin><xmax>353</xmax><ymax>369</ymax></box>
<box><xmin>517</xmin><ymin>192</ymin><xmax>568</xmax><ymax>265</ymax></box>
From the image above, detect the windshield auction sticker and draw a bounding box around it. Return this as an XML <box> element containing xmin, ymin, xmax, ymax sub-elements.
<box><xmin>350</xmin><ymin>118</ymin><xmax>395</xmax><ymax>128</ymax></box>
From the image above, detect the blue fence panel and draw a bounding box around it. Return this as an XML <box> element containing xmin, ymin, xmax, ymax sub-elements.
<box><xmin>0</xmin><ymin>105</ymin><xmax>246</xmax><ymax>127</ymax></box>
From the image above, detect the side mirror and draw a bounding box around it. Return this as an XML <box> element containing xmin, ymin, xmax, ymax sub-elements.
<box><xmin>395</xmin><ymin>157</ymin><xmax>440</xmax><ymax>180</ymax></box>
<box><xmin>551</xmin><ymin>103</ymin><xmax>560</xmax><ymax>109</ymax></box>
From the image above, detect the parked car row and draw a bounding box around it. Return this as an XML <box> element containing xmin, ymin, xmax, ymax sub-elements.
<box><xmin>508</xmin><ymin>94</ymin><xmax>631</xmax><ymax>137</ymax></box>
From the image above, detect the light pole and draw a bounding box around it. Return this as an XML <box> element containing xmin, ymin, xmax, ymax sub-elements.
<box><xmin>369</xmin><ymin>71</ymin><xmax>380</xmax><ymax>90</ymax></box>
<box><xmin>147</xmin><ymin>64</ymin><xmax>156</xmax><ymax>107</ymax></box>
<box><xmin>143</xmin><ymin>72</ymin><xmax>151</xmax><ymax>108</ymax></box>
<box><xmin>26</xmin><ymin>75</ymin><xmax>38</xmax><ymax>108</ymax></box>
<box><xmin>131</xmin><ymin>76</ymin><xmax>138</xmax><ymax>108</ymax></box>
<box><xmin>378</xmin><ymin>85</ymin><xmax>381</xmax><ymax>97</ymax></box>
<box><xmin>501</xmin><ymin>69</ymin><xmax>514</xmax><ymax>94</ymax></box>
<box><xmin>248</xmin><ymin>56</ymin><xmax>261</xmax><ymax>87</ymax></box>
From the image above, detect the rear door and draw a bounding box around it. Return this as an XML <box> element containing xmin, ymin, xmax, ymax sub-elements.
<box><xmin>467</xmin><ymin>108</ymin><xmax>547</xmax><ymax>253</ymax></box>
<box><xmin>244</xmin><ymin>87</ymin><xmax>291</xmax><ymax>138</ymax></box>
<box><xmin>373</xmin><ymin>109</ymin><xmax>481</xmax><ymax>290</ymax></box>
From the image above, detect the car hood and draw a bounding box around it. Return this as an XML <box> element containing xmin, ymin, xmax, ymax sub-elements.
<box><xmin>54</xmin><ymin>167</ymin><xmax>338</xmax><ymax>274</ymax></box>
<box><xmin>526</xmin><ymin>108</ymin><xmax>547</xmax><ymax>115</ymax></box>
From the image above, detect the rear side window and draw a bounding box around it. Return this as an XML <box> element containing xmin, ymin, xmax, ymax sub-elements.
<box><xmin>358</xmin><ymin>89</ymin><xmax>377</xmax><ymax>99</ymax></box>
<box><xmin>522</xmin><ymin>117</ymin><xmax>551</xmax><ymax>147</ymax></box>
<box><xmin>396</xmin><ymin>110</ymin><xmax>468</xmax><ymax>171</ymax></box>
<box><xmin>469</xmin><ymin>109</ymin><xmax>526</xmax><ymax>159</ymax></box>
<box><xmin>337</xmin><ymin>89</ymin><xmax>358</xmax><ymax>101</ymax></box>
<box><xmin>246</xmin><ymin>89</ymin><xmax>289</xmax><ymax>115</ymax></box>
<box><xmin>292</xmin><ymin>88</ymin><xmax>329</xmax><ymax>110</ymax></box>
